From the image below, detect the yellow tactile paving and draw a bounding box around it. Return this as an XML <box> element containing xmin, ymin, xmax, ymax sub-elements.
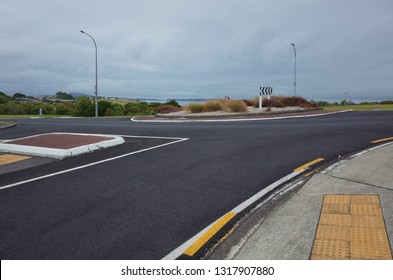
<box><xmin>319</xmin><ymin>213</ymin><xmax>350</xmax><ymax>227</ymax></box>
<box><xmin>311</xmin><ymin>194</ymin><xmax>392</xmax><ymax>260</ymax></box>
<box><xmin>0</xmin><ymin>154</ymin><xmax>31</xmax><ymax>165</ymax></box>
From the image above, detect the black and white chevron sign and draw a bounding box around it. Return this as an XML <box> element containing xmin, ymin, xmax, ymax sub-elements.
<box><xmin>260</xmin><ymin>86</ymin><xmax>273</xmax><ymax>96</ymax></box>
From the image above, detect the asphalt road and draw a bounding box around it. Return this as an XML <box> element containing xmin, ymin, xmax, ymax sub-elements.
<box><xmin>1</xmin><ymin>111</ymin><xmax>393</xmax><ymax>259</ymax></box>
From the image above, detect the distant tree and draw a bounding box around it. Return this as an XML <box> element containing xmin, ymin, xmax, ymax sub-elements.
<box><xmin>165</xmin><ymin>100</ymin><xmax>181</xmax><ymax>107</ymax></box>
<box><xmin>13</xmin><ymin>93</ymin><xmax>27</xmax><ymax>98</ymax></box>
<box><xmin>56</xmin><ymin>92</ymin><xmax>74</xmax><ymax>100</ymax></box>
<box><xmin>0</xmin><ymin>92</ymin><xmax>11</xmax><ymax>104</ymax></box>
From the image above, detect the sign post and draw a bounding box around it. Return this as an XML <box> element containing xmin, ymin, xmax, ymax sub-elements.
<box><xmin>259</xmin><ymin>86</ymin><xmax>273</xmax><ymax>110</ymax></box>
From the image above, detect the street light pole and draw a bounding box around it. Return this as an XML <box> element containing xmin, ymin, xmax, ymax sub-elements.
<box><xmin>80</xmin><ymin>30</ymin><xmax>98</xmax><ymax>117</ymax></box>
<box><xmin>291</xmin><ymin>43</ymin><xmax>296</xmax><ymax>96</ymax></box>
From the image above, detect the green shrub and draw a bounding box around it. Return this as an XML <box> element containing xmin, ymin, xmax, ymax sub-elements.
<box><xmin>165</xmin><ymin>100</ymin><xmax>181</xmax><ymax>107</ymax></box>
<box><xmin>124</xmin><ymin>102</ymin><xmax>155</xmax><ymax>116</ymax></box>
<box><xmin>72</xmin><ymin>96</ymin><xmax>95</xmax><ymax>117</ymax></box>
<box><xmin>186</xmin><ymin>103</ymin><xmax>204</xmax><ymax>113</ymax></box>
<box><xmin>55</xmin><ymin>102</ymin><xmax>74</xmax><ymax>115</ymax></box>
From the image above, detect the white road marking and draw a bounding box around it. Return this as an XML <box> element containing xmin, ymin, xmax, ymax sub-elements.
<box><xmin>0</xmin><ymin>134</ymin><xmax>188</xmax><ymax>191</ymax></box>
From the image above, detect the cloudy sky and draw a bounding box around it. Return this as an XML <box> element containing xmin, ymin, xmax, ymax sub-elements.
<box><xmin>1</xmin><ymin>0</ymin><xmax>392</xmax><ymax>101</ymax></box>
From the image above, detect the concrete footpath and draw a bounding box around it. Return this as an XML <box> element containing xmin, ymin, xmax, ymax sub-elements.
<box><xmin>207</xmin><ymin>142</ymin><xmax>393</xmax><ymax>260</ymax></box>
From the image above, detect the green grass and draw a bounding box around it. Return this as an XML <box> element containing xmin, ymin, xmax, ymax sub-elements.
<box><xmin>0</xmin><ymin>115</ymin><xmax>71</xmax><ymax>119</ymax></box>
<box><xmin>322</xmin><ymin>104</ymin><xmax>393</xmax><ymax>111</ymax></box>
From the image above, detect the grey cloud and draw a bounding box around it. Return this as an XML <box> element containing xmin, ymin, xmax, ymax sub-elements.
<box><xmin>0</xmin><ymin>0</ymin><xmax>392</xmax><ymax>101</ymax></box>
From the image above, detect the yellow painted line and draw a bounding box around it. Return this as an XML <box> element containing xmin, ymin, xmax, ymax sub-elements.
<box><xmin>311</xmin><ymin>194</ymin><xmax>392</xmax><ymax>260</ymax></box>
<box><xmin>304</xmin><ymin>170</ymin><xmax>318</xmax><ymax>177</ymax></box>
<box><xmin>294</xmin><ymin>158</ymin><xmax>324</xmax><ymax>173</ymax></box>
<box><xmin>183</xmin><ymin>212</ymin><xmax>236</xmax><ymax>257</ymax></box>
<box><xmin>371</xmin><ymin>137</ymin><xmax>393</xmax><ymax>144</ymax></box>
<box><xmin>0</xmin><ymin>154</ymin><xmax>31</xmax><ymax>166</ymax></box>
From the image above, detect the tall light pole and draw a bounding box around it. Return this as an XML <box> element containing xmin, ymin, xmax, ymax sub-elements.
<box><xmin>291</xmin><ymin>43</ymin><xmax>296</xmax><ymax>96</ymax></box>
<box><xmin>80</xmin><ymin>30</ymin><xmax>98</xmax><ymax>117</ymax></box>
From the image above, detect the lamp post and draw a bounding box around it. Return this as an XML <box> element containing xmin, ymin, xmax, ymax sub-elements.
<box><xmin>291</xmin><ymin>43</ymin><xmax>296</xmax><ymax>96</ymax></box>
<box><xmin>80</xmin><ymin>30</ymin><xmax>98</xmax><ymax>117</ymax></box>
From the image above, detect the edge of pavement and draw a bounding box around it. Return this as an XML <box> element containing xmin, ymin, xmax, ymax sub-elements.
<box><xmin>163</xmin><ymin>139</ymin><xmax>393</xmax><ymax>260</ymax></box>
<box><xmin>133</xmin><ymin>109</ymin><xmax>352</xmax><ymax>122</ymax></box>
<box><xmin>205</xmin><ymin>140</ymin><xmax>393</xmax><ymax>260</ymax></box>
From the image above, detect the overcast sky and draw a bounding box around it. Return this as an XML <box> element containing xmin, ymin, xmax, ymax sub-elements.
<box><xmin>1</xmin><ymin>0</ymin><xmax>392</xmax><ymax>101</ymax></box>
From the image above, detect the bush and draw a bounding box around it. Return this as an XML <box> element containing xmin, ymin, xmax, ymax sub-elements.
<box><xmin>224</xmin><ymin>100</ymin><xmax>247</xmax><ymax>112</ymax></box>
<box><xmin>186</xmin><ymin>103</ymin><xmax>204</xmax><ymax>113</ymax></box>
<box><xmin>242</xmin><ymin>99</ymin><xmax>255</xmax><ymax>106</ymax></box>
<box><xmin>380</xmin><ymin>100</ymin><xmax>393</xmax><ymax>104</ymax></box>
<box><xmin>155</xmin><ymin>105</ymin><xmax>181</xmax><ymax>114</ymax></box>
<box><xmin>165</xmin><ymin>100</ymin><xmax>181</xmax><ymax>107</ymax></box>
<box><xmin>262</xmin><ymin>97</ymin><xmax>285</xmax><ymax>108</ymax></box>
<box><xmin>72</xmin><ymin>96</ymin><xmax>95</xmax><ymax>117</ymax></box>
<box><xmin>31</xmin><ymin>103</ymin><xmax>55</xmax><ymax>115</ymax></box>
<box><xmin>203</xmin><ymin>100</ymin><xmax>223</xmax><ymax>112</ymax></box>
<box><xmin>124</xmin><ymin>102</ymin><xmax>155</xmax><ymax>116</ymax></box>
<box><xmin>55</xmin><ymin>102</ymin><xmax>74</xmax><ymax>115</ymax></box>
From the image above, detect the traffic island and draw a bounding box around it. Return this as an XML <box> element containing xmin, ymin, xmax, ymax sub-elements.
<box><xmin>0</xmin><ymin>132</ymin><xmax>125</xmax><ymax>159</ymax></box>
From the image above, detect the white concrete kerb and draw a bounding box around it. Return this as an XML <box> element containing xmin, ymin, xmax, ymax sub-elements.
<box><xmin>0</xmin><ymin>132</ymin><xmax>125</xmax><ymax>159</ymax></box>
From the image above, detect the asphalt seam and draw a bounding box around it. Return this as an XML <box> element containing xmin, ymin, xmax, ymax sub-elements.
<box><xmin>327</xmin><ymin>175</ymin><xmax>393</xmax><ymax>193</ymax></box>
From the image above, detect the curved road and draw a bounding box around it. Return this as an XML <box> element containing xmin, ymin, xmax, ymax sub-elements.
<box><xmin>0</xmin><ymin>111</ymin><xmax>393</xmax><ymax>259</ymax></box>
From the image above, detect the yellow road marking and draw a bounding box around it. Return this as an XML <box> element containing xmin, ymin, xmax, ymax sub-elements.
<box><xmin>311</xmin><ymin>194</ymin><xmax>392</xmax><ymax>260</ymax></box>
<box><xmin>304</xmin><ymin>170</ymin><xmax>318</xmax><ymax>177</ymax></box>
<box><xmin>371</xmin><ymin>137</ymin><xmax>393</xmax><ymax>143</ymax></box>
<box><xmin>294</xmin><ymin>158</ymin><xmax>324</xmax><ymax>173</ymax></box>
<box><xmin>183</xmin><ymin>212</ymin><xmax>236</xmax><ymax>257</ymax></box>
<box><xmin>0</xmin><ymin>154</ymin><xmax>31</xmax><ymax>166</ymax></box>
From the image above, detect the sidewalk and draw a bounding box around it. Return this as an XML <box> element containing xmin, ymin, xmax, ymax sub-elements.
<box><xmin>207</xmin><ymin>142</ymin><xmax>393</xmax><ymax>260</ymax></box>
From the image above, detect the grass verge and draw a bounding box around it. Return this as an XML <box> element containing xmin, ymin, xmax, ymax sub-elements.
<box><xmin>322</xmin><ymin>104</ymin><xmax>393</xmax><ymax>111</ymax></box>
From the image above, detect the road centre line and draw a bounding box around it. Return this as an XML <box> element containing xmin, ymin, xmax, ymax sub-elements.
<box><xmin>0</xmin><ymin>135</ymin><xmax>188</xmax><ymax>191</ymax></box>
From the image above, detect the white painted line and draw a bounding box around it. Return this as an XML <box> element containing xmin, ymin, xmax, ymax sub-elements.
<box><xmin>162</xmin><ymin>170</ymin><xmax>305</xmax><ymax>260</ymax></box>
<box><xmin>132</xmin><ymin>110</ymin><xmax>352</xmax><ymax>123</ymax></box>
<box><xmin>0</xmin><ymin>136</ymin><xmax>188</xmax><ymax>191</ymax></box>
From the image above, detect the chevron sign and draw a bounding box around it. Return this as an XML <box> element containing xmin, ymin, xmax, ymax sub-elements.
<box><xmin>260</xmin><ymin>86</ymin><xmax>273</xmax><ymax>96</ymax></box>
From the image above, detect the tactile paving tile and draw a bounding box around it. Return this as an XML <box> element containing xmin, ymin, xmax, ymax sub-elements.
<box><xmin>351</xmin><ymin>240</ymin><xmax>393</xmax><ymax>260</ymax></box>
<box><xmin>351</xmin><ymin>204</ymin><xmax>383</xmax><ymax>216</ymax></box>
<box><xmin>351</xmin><ymin>195</ymin><xmax>380</xmax><ymax>205</ymax></box>
<box><xmin>319</xmin><ymin>213</ymin><xmax>350</xmax><ymax>226</ymax></box>
<box><xmin>323</xmin><ymin>194</ymin><xmax>350</xmax><ymax>204</ymax></box>
<box><xmin>315</xmin><ymin>225</ymin><xmax>350</xmax><ymax>241</ymax></box>
<box><xmin>351</xmin><ymin>215</ymin><xmax>385</xmax><ymax>228</ymax></box>
<box><xmin>311</xmin><ymin>194</ymin><xmax>392</xmax><ymax>260</ymax></box>
<box><xmin>311</xmin><ymin>239</ymin><xmax>350</xmax><ymax>260</ymax></box>
<box><xmin>322</xmin><ymin>203</ymin><xmax>350</xmax><ymax>214</ymax></box>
